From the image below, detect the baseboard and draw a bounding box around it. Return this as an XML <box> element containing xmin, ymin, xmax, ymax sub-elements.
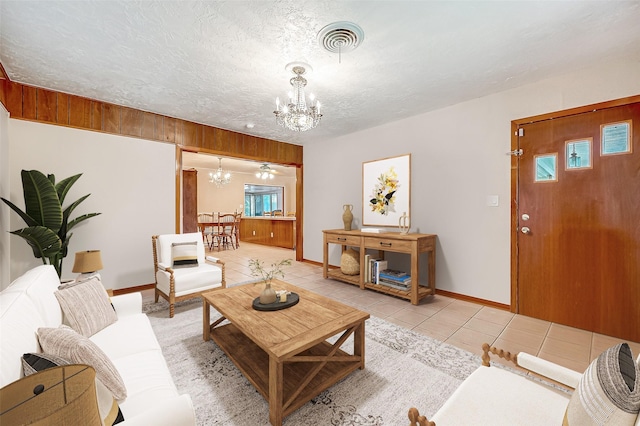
<box><xmin>112</xmin><ymin>283</ymin><xmax>155</xmax><ymax>296</ymax></box>
<box><xmin>304</xmin><ymin>258</ymin><xmax>512</xmax><ymax>311</ymax></box>
<box><xmin>435</xmin><ymin>288</ymin><xmax>511</xmax><ymax>311</ymax></box>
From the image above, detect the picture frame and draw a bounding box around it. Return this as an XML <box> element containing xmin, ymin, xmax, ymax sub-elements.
<box><xmin>362</xmin><ymin>154</ymin><xmax>411</xmax><ymax>227</ymax></box>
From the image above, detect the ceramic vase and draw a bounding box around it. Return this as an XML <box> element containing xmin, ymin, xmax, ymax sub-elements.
<box><xmin>399</xmin><ymin>212</ymin><xmax>410</xmax><ymax>234</ymax></box>
<box><xmin>342</xmin><ymin>204</ymin><xmax>354</xmax><ymax>231</ymax></box>
<box><xmin>259</xmin><ymin>281</ymin><xmax>277</xmax><ymax>304</ymax></box>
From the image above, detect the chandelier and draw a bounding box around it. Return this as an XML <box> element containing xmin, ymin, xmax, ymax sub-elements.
<box><xmin>209</xmin><ymin>157</ymin><xmax>231</xmax><ymax>187</ymax></box>
<box><xmin>273</xmin><ymin>62</ymin><xmax>322</xmax><ymax>132</ymax></box>
<box><xmin>256</xmin><ymin>164</ymin><xmax>275</xmax><ymax>180</ymax></box>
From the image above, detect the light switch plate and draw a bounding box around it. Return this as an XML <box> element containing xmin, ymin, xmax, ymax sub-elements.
<box><xmin>486</xmin><ymin>195</ymin><xmax>499</xmax><ymax>207</ymax></box>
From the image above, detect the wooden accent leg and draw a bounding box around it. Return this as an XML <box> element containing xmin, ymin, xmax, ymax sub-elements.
<box><xmin>269</xmin><ymin>356</ymin><xmax>284</xmax><ymax>426</ymax></box>
<box><xmin>154</xmin><ymin>289</ymin><xmax>159</xmax><ymax>303</ymax></box>
<box><xmin>355</xmin><ymin>320</ymin><xmax>365</xmax><ymax>370</ymax></box>
<box><xmin>481</xmin><ymin>342</ymin><xmax>518</xmax><ymax>367</ymax></box>
<box><xmin>202</xmin><ymin>299</ymin><xmax>210</xmax><ymax>341</ymax></box>
<box><xmin>408</xmin><ymin>407</ymin><xmax>435</xmax><ymax>426</ymax></box>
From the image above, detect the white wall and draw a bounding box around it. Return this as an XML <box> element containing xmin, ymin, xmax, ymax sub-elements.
<box><xmin>6</xmin><ymin>120</ymin><xmax>175</xmax><ymax>290</ymax></box>
<box><xmin>193</xmin><ymin>167</ymin><xmax>296</xmax><ymax>216</ymax></box>
<box><xmin>0</xmin><ymin>102</ymin><xmax>10</xmax><ymax>289</ymax></box>
<box><xmin>304</xmin><ymin>56</ymin><xmax>640</xmax><ymax>305</ymax></box>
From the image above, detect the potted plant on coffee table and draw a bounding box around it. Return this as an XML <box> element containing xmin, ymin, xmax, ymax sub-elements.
<box><xmin>249</xmin><ymin>258</ymin><xmax>292</xmax><ymax>304</ymax></box>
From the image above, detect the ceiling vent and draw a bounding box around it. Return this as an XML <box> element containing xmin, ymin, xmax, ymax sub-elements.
<box><xmin>317</xmin><ymin>21</ymin><xmax>364</xmax><ymax>61</ymax></box>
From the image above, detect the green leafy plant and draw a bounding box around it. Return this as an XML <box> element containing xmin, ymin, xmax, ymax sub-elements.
<box><xmin>1</xmin><ymin>170</ymin><xmax>101</xmax><ymax>277</ymax></box>
<box><xmin>248</xmin><ymin>258</ymin><xmax>292</xmax><ymax>284</ymax></box>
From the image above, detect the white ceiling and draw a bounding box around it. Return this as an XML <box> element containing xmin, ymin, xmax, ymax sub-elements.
<box><xmin>1</xmin><ymin>1</ymin><xmax>639</xmax><ymax>147</ymax></box>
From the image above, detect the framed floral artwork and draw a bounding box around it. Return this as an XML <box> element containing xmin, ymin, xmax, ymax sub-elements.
<box><xmin>362</xmin><ymin>154</ymin><xmax>411</xmax><ymax>227</ymax></box>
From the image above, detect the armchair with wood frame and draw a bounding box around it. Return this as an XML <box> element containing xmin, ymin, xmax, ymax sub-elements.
<box><xmin>152</xmin><ymin>232</ymin><xmax>226</xmax><ymax>317</ymax></box>
<box><xmin>408</xmin><ymin>342</ymin><xmax>640</xmax><ymax>426</ymax></box>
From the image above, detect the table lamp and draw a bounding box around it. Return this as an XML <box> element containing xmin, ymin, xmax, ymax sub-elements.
<box><xmin>72</xmin><ymin>250</ymin><xmax>103</xmax><ymax>280</ymax></box>
<box><xmin>0</xmin><ymin>364</ymin><xmax>101</xmax><ymax>425</ymax></box>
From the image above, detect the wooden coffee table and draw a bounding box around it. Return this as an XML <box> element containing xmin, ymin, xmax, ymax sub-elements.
<box><xmin>202</xmin><ymin>280</ymin><xmax>370</xmax><ymax>426</ymax></box>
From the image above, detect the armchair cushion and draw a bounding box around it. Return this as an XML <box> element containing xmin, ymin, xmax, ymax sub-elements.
<box><xmin>156</xmin><ymin>263</ymin><xmax>223</xmax><ymax>297</ymax></box>
<box><xmin>564</xmin><ymin>343</ymin><xmax>640</xmax><ymax>425</ymax></box>
<box><xmin>431</xmin><ymin>364</ymin><xmax>572</xmax><ymax>425</ymax></box>
<box><xmin>171</xmin><ymin>241</ymin><xmax>198</xmax><ymax>268</ymax></box>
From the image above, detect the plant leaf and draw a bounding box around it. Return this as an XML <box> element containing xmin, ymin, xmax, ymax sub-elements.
<box><xmin>10</xmin><ymin>226</ymin><xmax>62</xmax><ymax>259</ymax></box>
<box><xmin>55</xmin><ymin>173</ymin><xmax>82</xmax><ymax>206</ymax></box>
<box><xmin>21</xmin><ymin>170</ymin><xmax>63</xmax><ymax>232</ymax></box>
<box><xmin>0</xmin><ymin>197</ymin><xmax>37</xmax><ymax>227</ymax></box>
<box><xmin>67</xmin><ymin>212</ymin><xmax>101</xmax><ymax>231</ymax></box>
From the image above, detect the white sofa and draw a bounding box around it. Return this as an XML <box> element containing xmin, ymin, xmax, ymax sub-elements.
<box><xmin>408</xmin><ymin>343</ymin><xmax>640</xmax><ymax>426</ymax></box>
<box><xmin>0</xmin><ymin>265</ymin><xmax>196</xmax><ymax>425</ymax></box>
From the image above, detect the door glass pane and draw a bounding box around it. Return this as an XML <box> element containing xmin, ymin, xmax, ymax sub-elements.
<box><xmin>565</xmin><ymin>139</ymin><xmax>591</xmax><ymax>170</ymax></box>
<box><xmin>601</xmin><ymin>120</ymin><xmax>631</xmax><ymax>155</ymax></box>
<box><xmin>534</xmin><ymin>153</ymin><xmax>557</xmax><ymax>182</ymax></box>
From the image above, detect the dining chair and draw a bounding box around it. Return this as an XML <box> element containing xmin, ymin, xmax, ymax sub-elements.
<box><xmin>197</xmin><ymin>213</ymin><xmax>215</xmax><ymax>249</ymax></box>
<box><xmin>216</xmin><ymin>213</ymin><xmax>237</xmax><ymax>251</ymax></box>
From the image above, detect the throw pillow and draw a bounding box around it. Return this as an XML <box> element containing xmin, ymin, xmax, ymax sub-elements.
<box><xmin>55</xmin><ymin>277</ymin><xmax>117</xmax><ymax>337</ymax></box>
<box><xmin>171</xmin><ymin>241</ymin><xmax>199</xmax><ymax>268</ymax></box>
<box><xmin>563</xmin><ymin>342</ymin><xmax>640</xmax><ymax>425</ymax></box>
<box><xmin>22</xmin><ymin>353</ymin><xmax>124</xmax><ymax>425</ymax></box>
<box><xmin>37</xmin><ymin>326</ymin><xmax>127</xmax><ymax>401</ymax></box>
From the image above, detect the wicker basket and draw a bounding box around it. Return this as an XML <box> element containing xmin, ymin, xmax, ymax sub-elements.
<box><xmin>340</xmin><ymin>249</ymin><xmax>360</xmax><ymax>275</ymax></box>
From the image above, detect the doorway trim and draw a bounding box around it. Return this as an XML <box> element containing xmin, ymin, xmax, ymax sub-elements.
<box><xmin>175</xmin><ymin>146</ymin><xmax>304</xmax><ymax>262</ymax></box>
<box><xmin>509</xmin><ymin>94</ymin><xmax>640</xmax><ymax>312</ymax></box>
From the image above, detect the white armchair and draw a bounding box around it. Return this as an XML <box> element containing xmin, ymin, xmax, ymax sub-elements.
<box><xmin>152</xmin><ymin>233</ymin><xmax>226</xmax><ymax>317</ymax></box>
<box><xmin>408</xmin><ymin>342</ymin><xmax>640</xmax><ymax>426</ymax></box>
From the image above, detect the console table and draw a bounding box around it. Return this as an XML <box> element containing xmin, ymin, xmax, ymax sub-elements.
<box><xmin>322</xmin><ymin>229</ymin><xmax>437</xmax><ymax>305</ymax></box>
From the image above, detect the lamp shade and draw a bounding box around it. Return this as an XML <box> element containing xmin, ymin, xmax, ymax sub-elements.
<box><xmin>0</xmin><ymin>364</ymin><xmax>101</xmax><ymax>425</ymax></box>
<box><xmin>72</xmin><ymin>250</ymin><xmax>103</xmax><ymax>273</ymax></box>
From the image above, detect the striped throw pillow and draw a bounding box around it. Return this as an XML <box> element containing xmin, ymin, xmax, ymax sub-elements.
<box><xmin>55</xmin><ymin>277</ymin><xmax>117</xmax><ymax>337</ymax></box>
<box><xmin>563</xmin><ymin>343</ymin><xmax>640</xmax><ymax>425</ymax></box>
<box><xmin>171</xmin><ymin>241</ymin><xmax>198</xmax><ymax>268</ymax></box>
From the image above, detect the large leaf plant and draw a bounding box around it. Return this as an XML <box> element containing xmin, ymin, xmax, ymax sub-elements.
<box><xmin>1</xmin><ymin>170</ymin><xmax>101</xmax><ymax>277</ymax></box>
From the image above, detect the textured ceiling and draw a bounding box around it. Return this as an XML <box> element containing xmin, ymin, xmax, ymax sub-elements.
<box><xmin>1</xmin><ymin>1</ymin><xmax>640</xmax><ymax>146</ymax></box>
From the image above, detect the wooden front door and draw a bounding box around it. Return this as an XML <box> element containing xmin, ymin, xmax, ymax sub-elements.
<box><xmin>515</xmin><ymin>100</ymin><xmax>639</xmax><ymax>342</ymax></box>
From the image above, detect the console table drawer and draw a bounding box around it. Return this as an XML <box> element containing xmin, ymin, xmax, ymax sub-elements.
<box><xmin>326</xmin><ymin>234</ymin><xmax>361</xmax><ymax>246</ymax></box>
<box><xmin>364</xmin><ymin>237</ymin><xmax>412</xmax><ymax>253</ymax></box>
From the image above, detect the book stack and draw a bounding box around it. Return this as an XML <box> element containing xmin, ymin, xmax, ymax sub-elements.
<box><xmin>364</xmin><ymin>255</ymin><xmax>388</xmax><ymax>284</ymax></box>
<box><xmin>377</xmin><ymin>269</ymin><xmax>411</xmax><ymax>291</ymax></box>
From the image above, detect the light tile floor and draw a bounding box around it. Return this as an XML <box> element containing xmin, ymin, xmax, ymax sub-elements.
<box><xmin>146</xmin><ymin>242</ymin><xmax>640</xmax><ymax>373</ymax></box>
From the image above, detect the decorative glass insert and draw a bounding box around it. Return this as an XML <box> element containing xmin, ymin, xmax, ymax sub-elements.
<box><xmin>601</xmin><ymin>120</ymin><xmax>632</xmax><ymax>155</ymax></box>
<box><xmin>565</xmin><ymin>138</ymin><xmax>592</xmax><ymax>170</ymax></box>
<box><xmin>534</xmin><ymin>153</ymin><xmax>557</xmax><ymax>182</ymax></box>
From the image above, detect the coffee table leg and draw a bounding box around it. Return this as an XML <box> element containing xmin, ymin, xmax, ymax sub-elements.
<box><xmin>269</xmin><ymin>356</ymin><xmax>284</xmax><ymax>426</ymax></box>
<box><xmin>355</xmin><ymin>320</ymin><xmax>366</xmax><ymax>369</ymax></box>
<box><xmin>202</xmin><ymin>299</ymin><xmax>210</xmax><ymax>341</ymax></box>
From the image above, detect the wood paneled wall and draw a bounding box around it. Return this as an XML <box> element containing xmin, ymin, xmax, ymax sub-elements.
<box><xmin>0</xmin><ymin>79</ymin><xmax>303</xmax><ymax>165</ymax></box>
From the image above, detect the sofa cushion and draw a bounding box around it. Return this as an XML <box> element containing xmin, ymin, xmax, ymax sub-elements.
<box><xmin>90</xmin><ymin>314</ymin><xmax>162</xmax><ymax>361</ymax></box>
<box><xmin>22</xmin><ymin>352</ymin><xmax>124</xmax><ymax>425</ymax></box>
<box><xmin>55</xmin><ymin>277</ymin><xmax>117</xmax><ymax>337</ymax></box>
<box><xmin>37</xmin><ymin>325</ymin><xmax>127</xmax><ymax>400</ymax></box>
<box><xmin>171</xmin><ymin>241</ymin><xmax>199</xmax><ymax>268</ymax></box>
<box><xmin>564</xmin><ymin>343</ymin><xmax>640</xmax><ymax>425</ymax></box>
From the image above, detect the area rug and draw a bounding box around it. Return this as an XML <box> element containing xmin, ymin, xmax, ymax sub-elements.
<box><xmin>145</xmin><ymin>298</ymin><xmax>483</xmax><ymax>425</ymax></box>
